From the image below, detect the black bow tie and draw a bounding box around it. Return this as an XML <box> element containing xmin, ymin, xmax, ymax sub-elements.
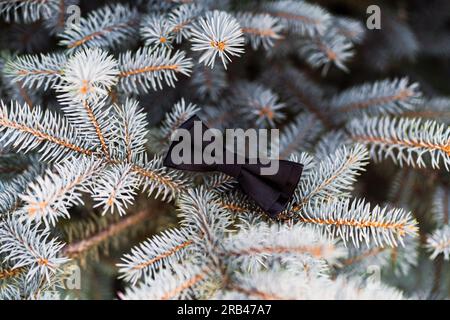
<box><xmin>163</xmin><ymin>115</ymin><xmax>303</xmax><ymax>218</ymax></box>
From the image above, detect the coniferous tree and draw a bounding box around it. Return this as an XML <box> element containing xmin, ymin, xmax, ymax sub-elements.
<box><xmin>0</xmin><ymin>0</ymin><xmax>449</xmax><ymax>300</ymax></box>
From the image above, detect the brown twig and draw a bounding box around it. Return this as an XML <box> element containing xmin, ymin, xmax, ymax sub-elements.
<box><xmin>62</xmin><ymin>209</ymin><xmax>155</xmax><ymax>259</ymax></box>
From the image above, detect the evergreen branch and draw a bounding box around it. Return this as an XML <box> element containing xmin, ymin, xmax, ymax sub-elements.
<box><xmin>0</xmin><ymin>100</ymin><xmax>185</xmax><ymax>199</ymax></box>
<box><xmin>224</xmin><ymin>224</ymin><xmax>344</xmax><ymax>272</ymax></box>
<box><xmin>112</xmin><ymin>98</ymin><xmax>148</xmax><ymax>162</ymax></box>
<box><xmin>279</xmin><ymin>113</ymin><xmax>323</xmax><ymax>158</ymax></box>
<box><xmin>349</xmin><ymin>116</ymin><xmax>450</xmax><ymax>170</ymax></box>
<box><xmin>190</xmin><ymin>10</ymin><xmax>245</xmax><ymax>69</ymax></box>
<box><xmin>220</xmin><ymin>201</ymin><xmax>260</xmax><ymax>215</ymax></box>
<box><xmin>0</xmin><ymin>158</ymin><xmax>43</xmax><ymax>213</ymax></box>
<box><xmin>219</xmin><ymin>191</ymin><xmax>263</xmax><ymax>216</ymax></box>
<box><xmin>0</xmin><ymin>215</ymin><xmax>68</xmax><ymax>282</ymax></box>
<box><xmin>4</xmin><ymin>53</ymin><xmax>66</xmax><ymax>91</ymax></box>
<box><xmin>59</xmin><ymin>211</ymin><xmax>155</xmax><ymax>266</ymax></box>
<box><xmin>140</xmin><ymin>14</ymin><xmax>174</xmax><ymax>48</ymax></box>
<box><xmin>227</xmin><ymin>243</ymin><xmax>335</xmax><ymax>259</ymax></box>
<box><xmin>135</xmin><ymin>155</ymin><xmax>188</xmax><ymax>201</ymax></box>
<box><xmin>167</xmin><ymin>3</ymin><xmax>204</xmax><ymax>43</ymax></box>
<box><xmin>387</xmin><ymin>168</ymin><xmax>413</xmax><ymax>206</ymax></box>
<box><xmin>332</xmin><ymin>17</ymin><xmax>365</xmax><ymax>44</ymax></box>
<box><xmin>0</xmin><ymin>153</ymin><xmax>34</xmax><ymax>175</ymax></box>
<box><xmin>226</xmin><ymin>282</ymin><xmax>284</xmax><ymax>300</ymax></box>
<box><xmin>20</xmin><ymin>157</ymin><xmax>102</xmax><ymax>227</ymax></box>
<box><xmin>120</xmin><ymin>263</ymin><xmax>208</xmax><ymax>300</ymax></box>
<box><xmin>92</xmin><ymin>164</ymin><xmax>139</xmax><ymax>216</ymax></box>
<box><xmin>178</xmin><ymin>187</ymin><xmax>232</xmax><ymax>260</ymax></box>
<box><xmin>160</xmin><ymin>273</ymin><xmax>206</xmax><ymax>300</ymax></box>
<box><xmin>204</xmin><ymin>173</ymin><xmax>237</xmax><ymax>193</ymax></box>
<box><xmin>0</xmin><ymin>285</ymin><xmax>20</xmax><ymax>300</ymax></box>
<box><xmin>292</xmin><ymin>144</ymin><xmax>369</xmax><ymax>211</ymax></box>
<box><xmin>341</xmin><ymin>236</ymin><xmax>418</xmax><ymax>276</ymax></box>
<box><xmin>299</xmin><ymin>29</ymin><xmax>354</xmax><ymax>74</ymax></box>
<box><xmin>264</xmin><ymin>0</ymin><xmax>330</xmax><ymax>36</ymax></box>
<box><xmin>118</xmin><ymin>227</ymin><xmax>192</xmax><ymax>284</ymax></box>
<box><xmin>341</xmin><ymin>247</ymin><xmax>386</xmax><ymax>266</ymax></box>
<box><xmin>237</xmin><ymin>12</ymin><xmax>284</xmax><ymax>50</ymax></box>
<box><xmin>59</xmin><ymin>4</ymin><xmax>139</xmax><ymax>51</ymax></box>
<box><xmin>148</xmin><ymin>98</ymin><xmax>199</xmax><ymax>154</ymax></box>
<box><xmin>331</xmin><ymin>78</ymin><xmax>422</xmax><ymax>118</ymax></box>
<box><xmin>298</xmin><ymin>198</ymin><xmax>418</xmax><ymax>247</ymax></box>
<box><xmin>55</xmin><ymin>49</ymin><xmax>118</xmax><ymax>158</ymax></box>
<box><xmin>118</xmin><ymin>47</ymin><xmax>193</xmax><ymax>93</ymax></box>
<box><xmin>42</xmin><ymin>0</ymin><xmax>79</xmax><ymax>35</ymax></box>
<box><xmin>0</xmin><ymin>266</ymin><xmax>25</xmax><ymax>280</ymax></box>
<box><xmin>190</xmin><ymin>64</ymin><xmax>227</xmax><ymax>101</ymax></box>
<box><xmin>314</xmin><ymin>130</ymin><xmax>350</xmax><ymax>160</ymax></box>
<box><xmin>221</xmin><ymin>273</ymin><xmax>405</xmax><ymax>300</ymax></box>
<box><xmin>81</xmin><ymin>100</ymin><xmax>110</xmax><ymax>158</ymax></box>
<box><xmin>62</xmin><ymin>209</ymin><xmax>152</xmax><ymax>259</ymax></box>
<box><xmin>0</xmin><ymin>100</ymin><xmax>94</xmax><ymax>162</ymax></box>
<box><xmin>0</xmin><ymin>0</ymin><xmax>59</xmax><ymax>22</ymax></box>
<box><xmin>14</xmin><ymin>81</ymin><xmax>34</xmax><ymax>108</ymax></box>
<box><xmin>402</xmin><ymin>97</ymin><xmax>450</xmax><ymax>124</ymax></box>
<box><xmin>230</xmin><ymin>81</ymin><xmax>285</xmax><ymax>127</ymax></box>
<box><xmin>202</xmin><ymin>103</ymin><xmax>239</xmax><ymax>129</ymax></box>
<box><xmin>263</xmin><ymin>67</ymin><xmax>332</xmax><ymax>128</ymax></box>
<box><xmin>427</xmin><ymin>225</ymin><xmax>450</xmax><ymax>260</ymax></box>
<box><xmin>56</xmin><ymin>48</ymin><xmax>119</xmax><ymax>105</ymax></box>
<box><xmin>433</xmin><ymin>187</ymin><xmax>450</xmax><ymax>224</ymax></box>
<box><xmin>219</xmin><ymin>269</ymin><xmax>312</xmax><ymax>300</ymax></box>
